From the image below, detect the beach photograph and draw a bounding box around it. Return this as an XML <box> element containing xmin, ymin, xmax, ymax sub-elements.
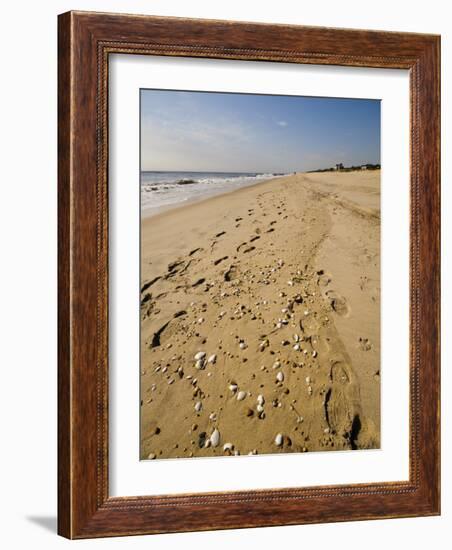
<box><xmin>140</xmin><ymin>89</ymin><xmax>381</xmax><ymax>460</ymax></box>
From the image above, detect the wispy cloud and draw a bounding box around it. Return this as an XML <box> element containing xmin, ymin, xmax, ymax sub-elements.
<box><xmin>277</xmin><ymin>120</ymin><xmax>288</xmax><ymax>127</ymax></box>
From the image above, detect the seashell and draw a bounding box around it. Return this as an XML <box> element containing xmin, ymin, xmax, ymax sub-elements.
<box><xmin>276</xmin><ymin>371</ymin><xmax>284</xmax><ymax>383</ymax></box>
<box><xmin>195</xmin><ymin>359</ymin><xmax>205</xmax><ymax>370</ymax></box>
<box><xmin>208</xmin><ymin>354</ymin><xmax>217</xmax><ymax>364</ymax></box>
<box><xmin>223</xmin><ymin>442</ymin><xmax>234</xmax><ymax>452</ymax></box>
<box><xmin>324</xmin><ymin>427</ymin><xmax>330</xmax><ymax>434</ymax></box>
<box><xmin>257</xmin><ymin>394</ymin><xmax>265</xmax><ymax>406</ymax></box>
<box><xmin>148</xmin><ymin>453</ymin><xmax>156</xmax><ymax>460</ymax></box>
<box><xmin>204</xmin><ymin>438</ymin><xmax>211</xmax><ymax>448</ymax></box>
<box><xmin>274</xmin><ymin>433</ymin><xmax>283</xmax><ymax>446</ymax></box>
<box><xmin>237</xmin><ymin>390</ymin><xmax>247</xmax><ymax>401</ymax></box>
<box><xmin>293</xmin><ymin>344</ymin><xmax>300</xmax><ymax>351</ymax></box>
<box><xmin>257</xmin><ymin>404</ymin><xmax>264</xmax><ymax>413</ymax></box>
<box><xmin>273</xmin><ymin>360</ymin><xmax>281</xmax><ymax>369</ymax></box>
<box><xmin>197</xmin><ymin>317</ymin><xmax>204</xmax><ymax>324</ymax></box>
<box><xmin>162</xmin><ymin>366</ymin><xmax>168</xmax><ymax>373</ymax></box>
<box><xmin>239</xmin><ymin>342</ymin><xmax>247</xmax><ymax>350</ymax></box>
<box><xmin>305</xmin><ymin>376</ymin><xmax>311</xmax><ymax>384</ymax></box>
<box><xmin>194</xmin><ymin>401</ymin><xmax>202</xmax><ymax>412</ymax></box>
<box><xmin>294</xmin><ymin>334</ymin><xmax>300</xmax><ymax>342</ymax></box>
<box><xmin>210</xmin><ymin>428</ymin><xmax>220</xmax><ymax>447</ymax></box>
<box><xmin>308</xmin><ymin>386</ymin><xmax>313</xmax><ymax>395</ymax></box>
<box><xmin>312</xmin><ymin>350</ymin><xmax>318</xmax><ymax>358</ymax></box>
<box><xmin>229</xmin><ymin>384</ymin><xmax>238</xmax><ymax>392</ymax></box>
<box><xmin>194</xmin><ymin>351</ymin><xmax>206</xmax><ymax>361</ymax></box>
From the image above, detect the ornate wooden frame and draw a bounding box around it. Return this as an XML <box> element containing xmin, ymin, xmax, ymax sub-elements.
<box><xmin>58</xmin><ymin>11</ymin><xmax>440</xmax><ymax>538</ymax></box>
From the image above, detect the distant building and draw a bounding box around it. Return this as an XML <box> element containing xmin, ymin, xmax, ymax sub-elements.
<box><xmin>335</xmin><ymin>163</ymin><xmax>344</xmax><ymax>171</ymax></box>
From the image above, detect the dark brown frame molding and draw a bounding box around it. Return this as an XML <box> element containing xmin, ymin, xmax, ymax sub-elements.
<box><xmin>58</xmin><ymin>11</ymin><xmax>440</xmax><ymax>538</ymax></box>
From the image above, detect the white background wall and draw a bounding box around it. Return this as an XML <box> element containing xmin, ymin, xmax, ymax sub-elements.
<box><xmin>0</xmin><ymin>1</ymin><xmax>449</xmax><ymax>548</ymax></box>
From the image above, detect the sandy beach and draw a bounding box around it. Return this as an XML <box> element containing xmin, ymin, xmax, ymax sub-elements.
<box><xmin>140</xmin><ymin>170</ymin><xmax>380</xmax><ymax>459</ymax></box>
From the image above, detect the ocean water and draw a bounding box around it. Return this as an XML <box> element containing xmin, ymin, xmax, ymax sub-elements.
<box><xmin>141</xmin><ymin>171</ymin><xmax>284</xmax><ymax>214</ymax></box>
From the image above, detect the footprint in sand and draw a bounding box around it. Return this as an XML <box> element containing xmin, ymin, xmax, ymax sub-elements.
<box><xmin>358</xmin><ymin>337</ymin><xmax>373</xmax><ymax>351</ymax></box>
<box><xmin>224</xmin><ymin>265</ymin><xmax>239</xmax><ymax>282</ymax></box>
<box><xmin>316</xmin><ymin>269</ymin><xmax>332</xmax><ymax>288</ymax></box>
<box><xmin>326</xmin><ymin>290</ymin><xmax>350</xmax><ymax>317</ymax></box>
<box><xmin>323</xmin><ymin>361</ymin><xmax>356</xmax><ymax>443</ymax></box>
<box><xmin>213</xmin><ymin>256</ymin><xmax>229</xmax><ymax>266</ymax></box>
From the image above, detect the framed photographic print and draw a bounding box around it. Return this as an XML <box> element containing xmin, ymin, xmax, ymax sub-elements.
<box><xmin>58</xmin><ymin>11</ymin><xmax>440</xmax><ymax>538</ymax></box>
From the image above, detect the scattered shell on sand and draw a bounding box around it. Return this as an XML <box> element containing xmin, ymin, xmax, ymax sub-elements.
<box><xmin>293</xmin><ymin>344</ymin><xmax>300</xmax><ymax>351</ymax></box>
<box><xmin>237</xmin><ymin>390</ymin><xmax>247</xmax><ymax>401</ymax></box>
<box><xmin>239</xmin><ymin>341</ymin><xmax>247</xmax><ymax>350</ymax></box>
<box><xmin>195</xmin><ymin>359</ymin><xmax>205</xmax><ymax>370</ymax></box>
<box><xmin>229</xmin><ymin>383</ymin><xmax>238</xmax><ymax>393</ymax></box>
<box><xmin>274</xmin><ymin>433</ymin><xmax>283</xmax><ymax>446</ymax></box>
<box><xmin>148</xmin><ymin>453</ymin><xmax>156</xmax><ymax>460</ymax></box>
<box><xmin>223</xmin><ymin>442</ymin><xmax>234</xmax><ymax>453</ymax></box>
<box><xmin>276</xmin><ymin>371</ymin><xmax>284</xmax><ymax>383</ymax></box>
<box><xmin>208</xmin><ymin>354</ymin><xmax>217</xmax><ymax>364</ymax></box>
<box><xmin>324</xmin><ymin>428</ymin><xmax>330</xmax><ymax>434</ymax></box>
<box><xmin>312</xmin><ymin>350</ymin><xmax>318</xmax><ymax>358</ymax></box>
<box><xmin>210</xmin><ymin>429</ymin><xmax>220</xmax><ymax>447</ymax></box>
<box><xmin>257</xmin><ymin>394</ymin><xmax>265</xmax><ymax>406</ymax></box>
<box><xmin>194</xmin><ymin>401</ymin><xmax>202</xmax><ymax>412</ymax></box>
<box><xmin>305</xmin><ymin>376</ymin><xmax>311</xmax><ymax>384</ymax></box>
<box><xmin>257</xmin><ymin>404</ymin><xmax>264</xmax><ymax>413</ymax></box>
<box><xmin>194</xmin><ymin>351</ymin><xmax>206</xmax><ymax>361</ymax></box>
<box><xmin>273</xmin><ymin>360</ymin><xmax>281</xmax><ymax>369</ymax></box>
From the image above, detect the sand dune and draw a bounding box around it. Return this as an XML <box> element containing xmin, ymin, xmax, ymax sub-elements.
<box><xmin>140</xmin><ymin>171</ymin><xmax>380</xmax><ymax>459</ymax></box>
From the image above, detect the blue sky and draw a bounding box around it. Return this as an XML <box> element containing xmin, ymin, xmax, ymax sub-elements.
<box><xmin>141</xmin><ymin>89</ymin><xmax>380</xmax><ymax>173</ymax></box>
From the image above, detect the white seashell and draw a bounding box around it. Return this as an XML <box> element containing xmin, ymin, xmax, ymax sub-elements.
<box><xmin>257</xmin><ymin>394</ymin><xmax>265</xmax><ymax>405</ymax></box>
<box><xmin>223</xmin><ymin>442</ymin><xmax>234</xmax><ymax>452</ymax></box>
<box><xmin>204</xmin><ymin>438</ymin><xmax>211</xmax><ymax>448</ymax></box>
<box><xmin>305</xmin><ymin>376</ymin><xmax>311</xmax><ymax>384</ymax></box>
<box><xmin>273</xmin><ymin>360</ymin><xmax>281</xmax><ymax>369</ymax></box>
<box><xmin>148</xmin><ymin>453</ymin><xmax>156</xmax><ymax>460</ymax></box>
<box><xmin>312</xmin><ymin>350</ymin><xmax>318</xmax><ymax>358</ymax></box>
<box><xmin>274</xmin><ymin>433</ymin><xmax>283</xmax><ymax>446</ymax></box>
<box><xmin>195</xmin><ymin>360</ymin><xmax>205</xmax><ymax>370</ymax></box>
<box><xmin>239</xmin><ymin>342</ymin><xmax>247</xmax><ymax>350</ymax></box>
<box><xmin>308</xmin><ymin>386</ymin><xmax>313</xmax><ymax>395</ymax></box>
<box><xmin>229</xmin><ymin>384</ymin><xmax>238</xmax><ymax>392</ymax></box>
<box><xmin>162</xmin><ymin>366</ymin><xmax>168</xmax><ymax>373</ymax></box>
<box><xmin>197</xmin><ymin>317</ymin><xmax>204</xmax><ymax>324</ymax></box>
<box><xmin>294</xmin><ymin>334</ymin><xmax>300</xmax><ymax>342</ymax></box>
<box><xmin>237</xmin><ymin>391</ymin><xmax>247</xmax><ymax>401</ymax></box>
<box><xmin>210</xmin><ymin>428</ymin><xmax>220</xmax><ymax>447</ymax></box>
<box><xmin>194</xmin><ymin>351</ymin><xmax>206</xmax><ymax>361</ymax></box>
<box><xmin>293</xmin><ymin>344</ymin><xmax>300</xmax><ymax>351</ymax></box>
<box><xmin>209</xmin><ymin>412</ymin><xmax>217</xmax><ymax>421</ymax></box>
<box><xmin>194</xmin><ymin>401</ymin><xmax>202</xmax><ymax>412</ymax></box>
<box><xmin>257</xmin><ymin>404</ymin><xmax>264</xmax><ymax>413</ymax></box>
<box><xmin>324</xmin><ymin>427</ymin><xmax>330</xmax><ymax>434</ymax></box>
<box><xmin>276</xmin><ymin>371</ymin><xmax>284</xmax><ymax>383</ymax></box>
<box><xmin>208</xmin><ymin>354</ymin><xmax>217</xmax><ymax>364</ymax></box>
